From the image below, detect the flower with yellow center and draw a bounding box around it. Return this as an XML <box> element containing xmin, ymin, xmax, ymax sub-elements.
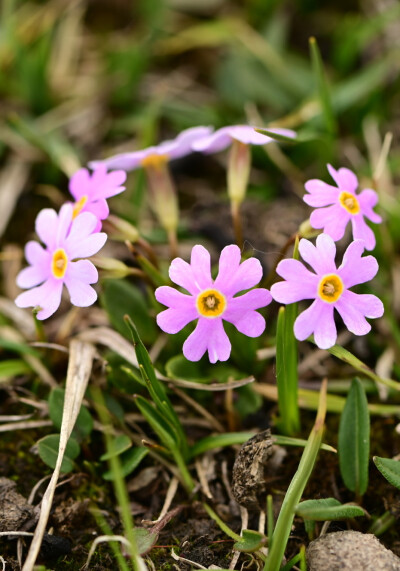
<box><xmin>339</xmin><ymin>191</ymin><xmax>360</xmax><ymax>215</ymax></box>
<box><xmin>196</xmin><ymin>289</ymin><xmax>227</xmax><ymax>318</ymax></box>
<box><xmin>318</xmin><ymin>274</ymin><xmax>344</xmax><ymax>303</ymax></box>
<box><xmin>72</xmin><ymin>195</ymin><xmax>88</xmax><ymax>219</ymax></box>
<box><xmin>51</xmin><ymin>248</ymin><xmax>68</xmax><ymax>279</ymax></box>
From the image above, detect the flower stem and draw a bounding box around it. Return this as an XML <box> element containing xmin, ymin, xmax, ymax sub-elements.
<box><xmin>231</xmin><ymin>201</ymin><xmax>244</xmax><ymax>249</ymax></box>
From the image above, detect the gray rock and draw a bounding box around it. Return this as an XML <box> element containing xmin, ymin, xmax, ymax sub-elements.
<box><xmin>306</xmin><ymin>530</ymin><xmax>400</xmax><ymax>571</ymax></box>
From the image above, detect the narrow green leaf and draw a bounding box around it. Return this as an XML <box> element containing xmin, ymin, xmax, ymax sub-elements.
<box><xmin>233</xmin><ymin>529</ymin><xmax>266</xmax><ymax>553</ymax></box>
<box><xmin>255</xmin><ymin>128</ymin><xmax>297</xmax><ymax>144</ymax></box>
<box><xmin>327</xmin><ymin>344</ymin><xmax>400</xmax><ymax>392</ymax></box>
<box><xmin>103</xmin><ymin>447</ymin><xmax>148</xmax><ymax>480</ymax></box>
<box><xmin>338</xmin><ymin>378</ymin><xmax>370</xmax><ymax>496</ymax></box>
<box><xmin>37</xmin><ymin>434</ymin><xmax>80</xmax><ymax>473</ymax></box>
<box><xmin>309</xmin><ymin>36</ymin><xmax>337</xmax><ymax>135</ymax></box>
<box><xmin>296</xmin><ymin>498</ymin><xmax>365</xmax><ymax>520</ymax></box>
<box><xmin>0</xmin><ymin>359</ymin><xmax>31</xmax><ymax>381</ymax></box>
<box><xmin>275</xmin><ymin>238</ymin><xmax>300</xmax><ymax>436</ymax></box>
<box><xmin>100</xmin><ymin>435</ymin><xmax>132</xmax><ymax>461</ymax></box>
<box><xmin>373</xmin><ymin>456</ymin><xmax>400</xmax><ymax>490</ymax></box>
<box><xmin>134</xmin><ymin>395</ymin><xmax>178</xmax><ymax>451</ymax></box>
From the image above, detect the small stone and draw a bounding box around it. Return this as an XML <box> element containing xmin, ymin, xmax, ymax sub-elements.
<box><xmin>0</xmin><ymin>477</ymin><xmax>36</xmax><ymax>532</ymax></box>
<box><xmin>306</xmin><ymin>530</ymin><xmax>400</xmax><ymax>571</ymax></box>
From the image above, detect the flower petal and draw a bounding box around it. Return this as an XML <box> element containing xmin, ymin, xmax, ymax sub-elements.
<box><xmin>192</xmin><ymin>128</ymin><xmax>233</xmax><ymax>153</ymax></box>
<box><xmin>337</xmin><ymin>240</ymin><xmax>378</xmax><ymax>288</ymax></box>
<box><xmin>157</xmin><ymin>307</ymin><xmax>198</xmax><ymax>334</ymax></box>
<box><xmin>183</xmin><ymin>318</ymin><xmax>213</xmax><ymax>361</ymax></box>
<box><xmin>83</xmin><ymin>199</ymin><xmax>109</xmax><ymax>221</ymax></box>
<box><xmin>226</xmin><ymin>288</ymin><xmax>272</xmax><ymax>313</ymax></box>
<box><xmin>310</xmin><ymin>204</ymin><xmax>349</xmax><ymax>241</ymax></box>
<box><xmin>56</xmin><ymin>204</ymin><xmax>74</xmax><ymax>246</ymax></box>
<box><xmin>35</xmin><ymin>209</ymin><xmax>58</xmax><ymax>250</ymax></box>
<box><xmin>16</xmin><ymin>263</ymin><xmax>50</xmax><ymax>289</ymax></box>
<box><xmin>169</xmin><ymin>258</ymin><xmax>199</xmax><ymax>294</ymax></box>
<box><xmin>25</xmin><ymin>241</ymin><xmax>49</xmax><ymax>266</ymax></box>
<box><xmin>69</xmin><ymin>168</ymin><xmax>91</xmax><ymax>201</ymax></box>
<box><xmin>65</xmin><ymin>214</ymin><xmax>107</xmax><ymax>258</ymax></box>
<box><xmin>190</xmin><ymin>245</ymin><xmax>212</xmax><ymax>290</ymax></box>
<box><xmin>65</xmin><ymin>259</ymin><xmax>98</xmax><ymax>284</ymax></box>
<box><xmin>216</xmin><ymin>256</ymin><xmax>263</xmax><ymax>297</ymax></box>
<box><xmin>351</xmin><ymin>215</ymin><xmax>376</xmax><ymax>251</ymax></box>
<box><xmin>327</xmin><ymin>164</ymin><xmax>358</xmax><ymax>192</ymax></box>
<box><xmin>294</xmin><ymin>299</ymin><xmax>337</xmax><ymax>349</ymax></box>
<box><xmin>358</xmin><ymin>189</ymin><xmax>382</xmax><ymax>224</ymax></box>
<box><xmin>63</xmin><ymin>263</ymin><xmax>98</xmax><ymax>307</ymax></box>
<box><xmin>155</xmin><ymin>286</ymin><xmax>195</xmax><ymax>310</ymax></box>
<box><xmin>90</xmin><ymin>166</ymin><xmax>126</xmax><ymax>198</ymax></box>
<box><xmin>271</xmin><ymin>280</ymin><xmax>316</xmax><ymax>303</ymax></box>
<box><xmin>298</xmin><ymin>235</ymin><xmax>337</xmax><ymax>275</ymax></box>
<box><xmin>303</xmin><ymin>180</ymin><xmax>340</xmax><ymax>207</ymax></box>
<box><xmin>275</xmin><ymin>259</ymin><xmax>319</xmax><ymax>294</ymax></box>
<box><xmin>226</xmin><ymin>310</ymin><xmax>266</xmax><ymax>337</ymax></box>
<box><xmin>335</xmin><ymin>290</ymin><xmax>383</xmax><ymax>335</ymax></box>
<box><xmin>15</xmin><ymin>278</ymin><xmax>63</xmax><ymax>320</ymax></box>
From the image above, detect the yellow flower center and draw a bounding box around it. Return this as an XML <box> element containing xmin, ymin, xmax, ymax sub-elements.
<box><xmin>141</xmin><ymin>154</ymin><xmax>169</xmax><ymax>170</ymax></box>
<box><xmin>318</xmin><ymin>273</ymin><xmax>344</xmax><ymax>303</ymax></box>
<box><xmin>72</xmin><ymin>195</ymin><xmax>88</xmax><ymax>218</ymax></box>
<box><xmin>51</xmin><ymin>248</ymin><xmax>68</xmax><ymax>279</ymax></box>
<box><xmin>196</xmin><ymin>288</ymin><xmax>227</xmax><ymax>318</ymax></box>
<box><xmin>339</xmin><ymin>191</ymin><xmax>360</xmax><ymax>214</ymax></box>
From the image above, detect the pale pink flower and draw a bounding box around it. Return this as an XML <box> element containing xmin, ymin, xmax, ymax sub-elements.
<box><xmin>15</xmin><ymin>204</ymin><xmax>107</xmax><ymax>319</ymax></box>
<box><xmin>192</xmin><ymin>125</ymin><xmax>296</xmax><ymax>153</ymax></box>
<box><xmin>155</xmin><ymin>244</ymin><xmax>272</xmax><ymax>363</ymax></box>
<box><xmin>271</xmin><ymin>234</ymin><xmax>384</xmax><ymax>349</ymax></box>
<box><xmin>304</xmin><ymin>164</ymin><xmax>382</xmax><ymax>250</ymax></box>
<box><xmin>68</xmin><ymin>165</ymin><xmax>126</xmax><ymax>230</ymax></box>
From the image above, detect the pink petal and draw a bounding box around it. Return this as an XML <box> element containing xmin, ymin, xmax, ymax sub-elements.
<box><xmin>155</xmin><ymin>286</ymin><xmax>195</xmax><ymax>310</ymax></box>
<box><xmin>157</xmin><ymin>307</ymin><xmax>198</xmax><ymax>334</ymax></box>
<box><xmin>225</xmin><ymin>288</ymin><xmax>272</xmax><ymax>313</ymax></box>
<box><xmin>358</xmin><ymin>189</ymin><xmax>382</xmax><ymax>224</ymax></box>
<box><xmin>303</xmin><ymin>180</ymin><xmax>340</xmax><ymax>207</ymax></box>
<box><xmin>294</xmin><ymin>299</ymin><xmax>337</xmax><ymax>349</ymax></box>
<box><xmin>65</xmin><ymin>259</ymin><xmax>98</xmax><ymax>285</ymax></box>
<box><xmin>310</xmin><ymin>204</ymin><xmax>349</xmax><ymax>241</ymax></box>
<box><xmin>64</xmin><ymin>261</ymin><xmax>99</xmax><ymax>306</ymax></box>
<box><xmin>169</xmin><ymin>258</ymin><xmax>199</xmax><ymax>295</ymax></box>
<box><xmin>350</xmin><ymin>215</ymin><xmax>376</xmax><ymax>251</ymax></box>
<box><xmin>65</xmin><ymin>218</ymin><xmax>107</xmax><ymax>259</ymax></box>
<box><xmin>69</xmin><ymin>168</ymin><xmax>91</xmax><ymax>201</ymax></box>
<box><xmin>275</xmin><ymin>259</ymin><xmax>319</xmax><ymax>290</ymax></box>
<box><xmin>327</xmin><ymin>164</ymin><xmax>358</xmax><ymax>192</ymax></box>
<box><xmin>83</xmin><ymin>199</ymin><xmax>109</xmax><ymax>221</ymax></box>
<box><xmin>25</xmin><ymin>241</ymin><xmax>49</xmax><ymax>266</ymax></box>
<box><xmin>216</xmin><ymin>257</ymin><xmax>263</xmax><ymax>297</ymax></box>
<box><xmin>298</xmin><ymin>235</ymin><xmax>337</xmax><ymax>275</ymax></box>
<box><xmin>271</xmin><ymin>280</ymin><xmax>316</xmax><ymax>303</ymax></box>
<box><xmin>16</xmin><ymin>264</ymin><xmax>50</xmax><ymax>289</ymax></box>
<box><xmin>192</xmin><ymin>128</ymin><xmax>233</xmax><ymax>153</ymax></box>
<box><xmin>35</xmin><ymin>209</ymin><xmax>59</xmax><ymax>250</ymax></box>
<box><xmin>56</xmin><ymin>204</ymin><xmax>74</xmax><ymax>246</ymax></box>
<box><xmin>170</xmin><ymin>126</ymin><xmax>214</xmax><ymax>158</ymax></box>
<box><xmin>337</xmin><ymin>240</ymin><xmax>378</xmax><ymax>288</ymax></box>
<box><xmin>183</xmin><ymin>318</ymin><xmax>213</xmax><ymax>361</ymax></box>
<box><xmin>89</xmin><ymin>149</ymin><xmax>151</xmax><ymax>172</ymax></box>
<box><xmin>190</xmin><ymin>245</ymin><xmax>212</xmax><ymax>290</ymax></box>
<box><xmin>15</xmin><ymin>278</ymin><xmax>63</xmax><ymax>320</ymax></box>
<box><xmin>226</xmin><ymin>310</ymin><xmax>266</xmax><ymax>337</ymax></box>
<box><xmin>335</xmin><ymin>290</ymin><xmax>383</xmax><ymax>335</ymax></box>
<box><xmin>91</xmin><ymin>166</ymin><xmax>126</xmax><ymax>198</ymax></box>
<box><xmin>213</xmin><ymin>244</ymin><xmax>241</xmax><ymax>291</ymax></box>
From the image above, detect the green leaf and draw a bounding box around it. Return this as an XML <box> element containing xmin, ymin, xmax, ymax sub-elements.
<box><xmin>133</xmin><ymin>528</ymin><xmax>158</xmax><ymax>556</ymax></box>
<box><xmin>37</xmin><ymin>434</ymin><xmax>80</xmax><ymax>473</ymax></box>
<box><xmin>48</xmin><ymin>388</ymin><xmax>93</xmax><ymax>439</ymax></box>
<box><xmin>0</xmin><ymin>359</ymin><xmax>31</xmax><ymax>381</ymax></box>
<box><xmin>233</xmin><ymin>530</ymin><xmax>266</xmax><ymax>553</ymax></box>
<box><xmin>295</xmin><ymin>498</ymin><xmax>364</xmax><ymax>520</ymax></box>
<box><xmin>309</xmin><ymin>36</ymin><xmax>337</xmax><ymax>135</ymax></box>
<box><xmin>338</xmin><ymin>378</ymin><xmax>370</xmax><ymax>496</ymax></box>
<box><xmin>275</xmin><ymin>237</ymin><xmax>300</xmax><ymax>436</ymax></box>
<box><xmin>327</xmin><ymin>344</ymin><xmax>400</xmax><ymax>392</ymax></box>
<box><xmin>166</xmin><ymin>354</ymin><xmax>212</xmax><ymax>384</ymax></box>
<box><xmin>103</xmin><ymin>446</ymin><xmax>149</xmax><ymax>480</ymax></box>
<box><xmin>134</xmin><ymin>395</ymin><xmax>178</xmax><ymax>451</ymax></box>
<box><xmin>100</xmin><ymin>435</ymin><xmax>132</xmax><ymax>461</ymax></box>
<box><xmin>101</xmin><ymin>280</ymin><xmax>157</xmax><ymax>343</ymax></box>
<box><xmin>373</xmin><ymin>456</ymin><xmax>400</xmax><ymax>490</ymax></box>
<box><xmin>255</xmin><ymin>128</ymin><xmax>298</xmax><ymax>144</ymax></box>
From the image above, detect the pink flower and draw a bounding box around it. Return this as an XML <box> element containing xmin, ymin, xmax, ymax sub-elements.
<box><xmin>88</xmin><ymin>126</ymin><xmax>213</xmax><ymax>172</ymax></box>
<box><xmin>68</xmin><ymin>165</ymin><xmax>126</xmax><ymax>230</ymax></box>
<box><xmin>304</xmin><ymin>164</ymin><xmax>382</xmax><ymax>251</ymax></box>
<box><xmin>270</xmin><ymin>234</ymin><xmax>384</xmax><ymax>349</ymax></box>
<box><xmin>155</xmin><ymin>245</ymin><xmax>272</xmax><ymax>363</ymax></box>
<box><xmin>192</xmin><ymin>125</ymin><xmax>296</xmax><ymax>153</ymax></box>
<box><xmin>15</xmin><ymin>204</ymin><xmax>107</xmax><ymax>320</ymax></box>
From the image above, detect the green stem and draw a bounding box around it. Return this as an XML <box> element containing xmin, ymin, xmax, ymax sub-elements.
<box><xmin>264</xmin><ymin>380</ymin><xmax>327</xmax><ymax>571</ymax></box>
